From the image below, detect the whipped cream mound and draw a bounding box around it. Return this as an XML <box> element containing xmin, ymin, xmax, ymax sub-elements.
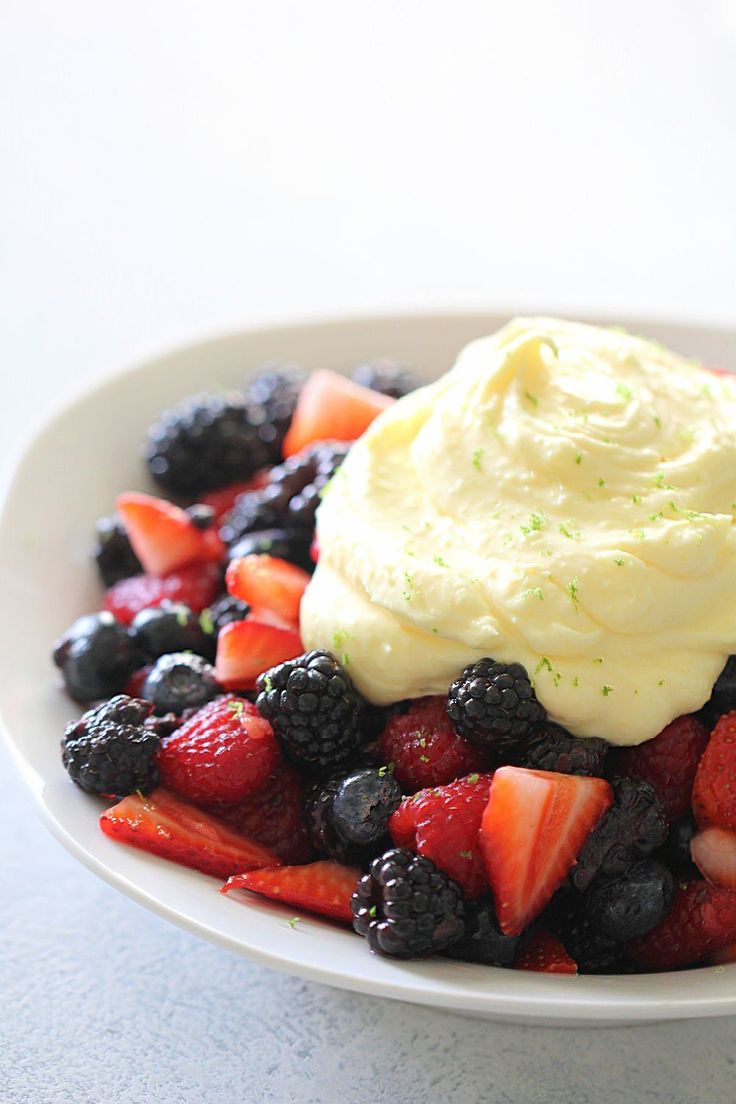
<box><xmin>300</xmin><ymin>317</ymin><xmax>736</xmax><ymax>745</ymax></box>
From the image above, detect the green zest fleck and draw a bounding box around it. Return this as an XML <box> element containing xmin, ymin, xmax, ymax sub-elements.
<box><xmin>287</xmin><ymin>917</ymin><xmax>301</xmax><ymax>929</ymax></box>
<box><xmin>418</xmin><ymin>737</ymin><xmax>427</xmax><ymax>748</ymax></box>
<box><xmin>652</xmin><ymin>415</ymin><xmax>662</xmax><ymax>429</ymax></box>
<box><xmin>419</xmin><ymin>754</ymin><xmax>430</xmax><ymax>763</ymax></box>
<box><xmin>649</xmin><ymin>511</ymin><xmax>664</xmax><ymax>522</ymax></box>
<box><xmin>629</xmin><ymin>528</ymin><xmax>645</xmax><ymax>540</ymax></box>
<box><xmin>369</xmin><ymin>905</ymin><xmax>377</xmax><ymax>918</ymax></box>
<box><xmin>520</xmin><ymin>512</ymin><xmax>545</xmax><ymax>535</ymax></box>
<box><xmin>199</xmin><ymin>608</ymin><xmax>215</xmax><ymax>636</ymax></box>
<box><xmin>228</xmin><ymin>700</ymin><xmax>245</xmax><ymax>717</ymax></box>
<box><xmin>572</xmin><ymin>676</ymin><xmax>580</xmax><ymax>688</ymax></box>
<box><xmin>553</xmin><ymin>672</ymin><xmax>562</xmax><ymax>687</ymax></box>
<box><xmin>521</xmin><ymin>586</ymin><xmax>544</xmax><ymax>601</ymax></box>
<box><xmin>574</xmin><ymin>452</ymin><xmax>583</xmax><ymax>465</ymax></box>
<box><xmin>616</xmin><ymin>382</ymin><xmax>633</xmax><ymax>403</ymax></box>
<box><xmin>524</xmin><ymin>391</ymin><xmax>539</xmax><ymax>408</ymax></box>
<box><xmin>592</xmin><ymin>657</ymin><xmax>603</xmax><ymax>665</ymax></box>
<box><xmin>431</xmin><ymin>627</ymin><xmax>439</xmax><ymax>635</ymax></box>
<box><xmin>459</xmin><ymin>850</ymin><xmax>473</xmax><ymax>860</ymax></box>
<box><xmin>653</xmin><ymin>473</ymin><xmax>675</xmax><ymax>490</ymax></box>
<box><xmin>535</xmin><ymin>657</ymin><xmax>553</xmax><ymax>674</ymax></box>
<box><xmin>377</xmin><ymin>763</ymin><xmax>395</xmax><ymax>777</ymax></box>
<box><xmin>402</xmin><ymin>571</ymin><xmax>416</xmax><ymax>602</ymax></box>
<box><xmin>471</xmin><ymin>447</ymin><xmax>484</xmax><ymax>470</ymax></box>
<box><xmin>597</xmin><ymin>477</ymin><xmax>606</xmax><ymax>488</ymax></box>
<box><xmin>263</xmin><ymin>675</ymin><xmax>274</xmax><ymax>693</ymax></box>
<box><xmin>567</xmin><ymin>578</ymin><xmax>580</xmax><ymax>612</ymax></box>
<box><xmin>632</xmin><ymin>494</ymin><xmax>642</xmax><ymax>505</ymax></box>
<box><xmin>658</xmin><ymin>679</ymin><xmax>666</xmax><ymax>687</ymax></box>
<box><xmin>558</xmin><ymin>522</ymin><xmax>581</xmax><ymax>541</ymax></box>
<box><xmin>176</xmin><ymin>609</ymin><xmax>189</xmax><ymax>627</ymax></box>
<box><xmin>433</xmin><ymin>555</ymin><xmax>449</xmax><ymax>568</ymax></box>
<box><xmin>602</xmin><ymin>685</ymin><xmax>613</xmax><ymax>697</ymax></box>
<box><xmin>614</xmin><ymin>556</ymin><xmax>625</xmax><ymax>567</ymax></box>
<box><xmin>466</xmin><ymin>773</ymin><xmax>480</xmax><ymax>785</ymax></box>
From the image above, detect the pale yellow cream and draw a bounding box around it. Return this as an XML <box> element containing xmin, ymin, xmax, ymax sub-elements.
<box><xmin>300</xmin><ymin>317</ymin><xmax>736</xmax><ymax>745</ymax></box>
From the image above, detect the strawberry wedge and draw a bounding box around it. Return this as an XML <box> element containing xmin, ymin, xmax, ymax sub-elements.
<box><xmin>100</xmin><ymin>788</ymin><xmax>280</xmax><ymax>879</ymax></box>
<box><xmin>215</xmin><ymin>617</ymin><xmax>303</xmax><ymax>691</ymax></box>
<box><xmin>117</xmin><ymin>492</ymin><xmax>224</xmax><ymax>576</ymax></box>
<box><xmin>480</xmin><ymin>766</ymin><xmax>613</xmax><ymax>936</ymax></box>
<box><xmin>226</xmin><ymin>554</ymin><xmax>310</xmax><ymax>627</ymax></box>
<box><xmin>223</xmin><ymin>860</ymin><xmax>361</xmax><ymax>923</ymax></box>
<box><xmin>515</xmin><ymin>928</ymin><xmax>577</xmax><ymax>974</ymax></box>
<box><xmin>691</xmin><ymin>826</ymin><xmax>736</xmax><ymax>889</ymax></box>
<box><xmin>282</xmin><ymin>370</ymin><xmax>393</xmax><ymax>457</ymax></box>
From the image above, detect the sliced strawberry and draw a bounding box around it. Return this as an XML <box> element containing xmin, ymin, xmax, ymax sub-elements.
<box><xmin>214</xmin><ymin>618</ymin><xmax>302</xmax><ymax>691</ymax></box>
<box><xmin>480</xmin><ymin>766</ymin><xmax>613</xmax><ymax>936</ymax></box>
<box><xmin>691</xmin><ymin>826</ymin><xmax>736</xmax><ymax>889</ymax></box>
<box><xmin>117</xmin><ymin>492</ymin><xmax>224</xmax><ymax>576</ymax></box>
<box><xmin>626</xmin><ymin>880</ymin><xmax>736</xmax><ymax>971</ymax></box>
<box><xmin>99</xmin><ymin>787</ymin><xmax>280</xmax><ymax>878</ymax></box>
<box><xmin>226</xmin><ymin>555</ymin><xmax>310</xmax><ymax>627</ymax></box>
<box><xmin>282</xmin><ymin>369</ymin><xmax>393</xmax><ymax>457</ymax></box>
<box><xmin>199</xmin><ymin>472</ymin><xmax>270</xmax><ymax>522</ymax></box>
<box><xmin>693</xmin><ymin>711</ymin><xmax>736</xmax><ymax>829</ymax></box>
<box><xmin>103</xmin><ymin>563</ymin><xmax>222</xmax><ymax>625</ymax></box>
<box><xmin>222</xmin><ymin>860</ymin><xmax>361</xmax><ymax>923</ymax></box>
<box><xmin>515</xmin><ymin>928</ymin><xmax>577</xmax><ymax>974</ymax></box>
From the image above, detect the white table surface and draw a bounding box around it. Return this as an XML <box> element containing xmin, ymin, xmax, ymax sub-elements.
<box><xmin>2</xmin><ymin>2</ymin><xmax>736</xmax><ymax>1101</ymax></box>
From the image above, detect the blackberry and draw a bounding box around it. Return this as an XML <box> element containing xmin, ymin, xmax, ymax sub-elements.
<box><xmin>659</xmin><ymin>815</ymin><xmax>700</xmax><ymax>876</ymax></box>
<box><xmin>255</xmin><ymin>650</ymin><xmax>366</xmax><ymax>773</ymax></box>
<box><xmin>305</xmin><ymin>775</ymin><xmax>348</xmax><ymax>861</ymax></box>
<box><xmin>351</xmin><ymin>359</ymin><xmax>419</xmax><ymax>399</ymax></box>
<box><xmin>351</xmin><ymin>848</ymin><xmax>465</xmax><ymax>958</ymax></box>
<box><xmin>131</xmin><ymin>601</ymin><xmax>216</xmax><ymax>662</ymax></box>
<box><xmin>62</xmin><ymin>695</ymin><xmax>160</xmax><ymax>796</ymax></box>
<box><xmin>244</xmin><ymin>364</ymin><xmax>307</xmax><ymax>458</ymax></box>
<box><xmin>556</xmin><ymin>912</ymin><xmax>624</xmax><ymax>975</ymax></box>
<box><xmin>445</xmin><ymin>899</ymin><xmax>522</xmax><ymax>966</ymax></box>
<box><xmin>446</xmin><ymin>658</ymin><xmax>545</xmax><ymax>758</ymax></box>
<box><xmin>144</xmin><ymin>392</ymin><xmax>272</xmax><ymax>496</ymax></box>
<box><xmin>571</xmin><ymin>779</ymin><xmax>668</xmax><ymax>892</ymax></box>
<box><xmin>524</xmin><ymin>724</ymin><xmax>609</xmax><ymax>777</ymax></box>
<box><xmin>203</xmin><ymin>593</ymin><xmax>250</xmax><ymax>634</ymax></box>
<box><xmin>142</xmin><ymin>652</ymin><xmax>220</xmax><ymax>715</ymax></box>
<box><xmin>583</xmin><ymin>860</ymin><xmax>674</xmax><ymax>942</ymax></box>
<box><xmin>93</xmin><ymin>514</ymin><xmax>141</xmax><ymax>586</ymax></box>
<box><xmin>306</xmin><ymin>767</ymin><xmax>402</xmax><ymax>864</ymax></box>
<box><xmin>53</xmin><ymin>612</ymin><xmax>141</xmax><ymax>703</ymax></box>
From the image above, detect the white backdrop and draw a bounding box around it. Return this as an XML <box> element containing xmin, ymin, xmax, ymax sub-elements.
<box><xmin>2</xmin><ymin>3</ymin><xmax>736</xmax><ymax>1102</ymax></box>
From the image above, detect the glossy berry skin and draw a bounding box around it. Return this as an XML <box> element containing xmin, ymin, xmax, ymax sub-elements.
<box><xmin>142</xmin><ymin>652</ymin><xmax>220</xmax><ymax>715</ymax></box>
<box><xmin>570</xmin><ymin>779</ymin><xmax>669</xmax><ymax>892</ymax></box>
<box><xmin>350</xmin><ymin>359</ymin><xmax>419</xmax><ymax>399</ymax></box>
<box><xmin>447</xmin><ymin>659</ymin><xmax>545</xmax><ymax>758</ymax></box>
<box><xmin>93</xmin><ymin>513</ymin><xmax>141</xmax><ymax>586</ymax></box>
<box><xmin>379</xmin><ymin>696</ymin><xmax>489</xmax><ymax>793</ymax></box>
<box><xmin>351</xmin><ymin>848</ymin><xmax>465</xmax><ymax>959</ymax></box>
<box><xmin>626</xmin><ymin>880</ymin><xmax>736</xmax><ymax>971</ymax></box>
<box><xmin>218</xmin><ymin>758</ymin><xmax>312</xmax><ymax>864</ymax></box>
<box><xmin>692</xmin><ymin>711</ymin><xmax>736</xmax><ymax>829</ymax></box>
<box><xmin>524</xmin><ymin>725</ymin><xmax>608</xmax><ymax>778</ymax></box>
<box><xmin>244</xmin><ymin>363</ymin><xmax>307</xmax><ymax>458</ymax></box>
<box><xmin>204</xmin><ymin>594</ymin><xmax>250</xmax><ymax>634</ymax></box>
<box><xmin>445</xmin><ymin>899</ymin><xmax>522</xmax><ymax>966</ymax></box>
<box><xmin>157</xmin><ymin>696</ymin><xmax>278</xmax><ymax>806</ymax></box>
<box><xmin>332</xmin><ymin>768</ymin><xmax>402</xmax><ymax>849</ymax></box>
<box><xmin>131</xmin><ymin>601</ymin><xmax>215</xmax><ymax>662</ymax></box>
<box><xmin>583</xmin><ymin>860</ymin><xmax>674</xmax><ymax>942</ymax></box>
<box><xmin>103</xmin><ymin>563</ymin><xmax>222</xmax><ymax>626</ymax></box>
<box><xmin>53</xmin><ymin>612</ymin><xmax>141</xmax><ymax>703</ymax></box>
<box><xmin>62</xmin><ymin>695</ymin><xmax>159</xmax><ymax>796</ymax></box>
<box><xmin>616</xmin><ymin>714</ymin><xmax>709</xmax><ymax>820</ymax></box>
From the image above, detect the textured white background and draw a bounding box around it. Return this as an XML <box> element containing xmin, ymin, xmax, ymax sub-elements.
<box><xmin>2</xmin><ymin>2</ymin><xmax>736</xmax><ymax>1101</ymax></box>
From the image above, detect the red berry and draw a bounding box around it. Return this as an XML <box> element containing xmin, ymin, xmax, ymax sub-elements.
<box><xmin>626</xmin><ymin>880</ymin><xmax>736</xmax><ymax>971</ymax></box>
<box><xmin>218</xmin><ymin>759</ymin><xmax>313</xmax><ymax>865</ymax></box>
<box><xmin>616</xmin><ymin>715</ymin><xmax>709</xmax><ymax>820</ymax></box>
<box><xmin>223</xmin><ymin>860</ymin><xmax>361</xmax><ymax>923</ymax></box>
<box><xmin>389</xmin><ymin>773</ymin><xmax>494</xmax><ymax>898</ymax></box>
<box><xmin>693</xmin><ymin>712</ymin><xmax>736</xmax><ymax>829</ymax></box>
<box><xmin>100</xmin><ymin>787</ymin><xmax>279</xmax><ymax>878</ymax></box>
<box><xmin>379</xmin><ymin>697</ymin><xmax>489</xmax><ymax>793</ymax></box>
<box><xmin>214</xmin><ymin>617</ymin><xmax>302</xmax><ymax>691</ymax></box>
<box><xmin>515</xmin><ymin>928</ymin><xmax>577</xmax><ymax>974</ymax></box>
<box><xmin>480</xmin><ymin>766</ymin><xmax>613</xmax><ymax>936</ymax></box>
<box><xmin>117</xmin><ymin>492</ymin><xmax>224</xmax><ymax>576</ymax></box>
<box><xmin>226</xmin><ymin>554</ymin><xmax>310</xmax><ymax>627</ymax></box>
<box><xmin>103</xmin><ymin>563</ymin><xmax>221</xmax><ymax>626</ymax></box>
<box><xmin>157</xmin><ymin>695</ymin><xmax>278</xmax><ymax>807</ymax></box>
<box><xmin>691</xmin><ymin>826</ymin><xmax>736</xmax><ymax>889</ymax></box>
<box><xmin>282</xmin><ymin>369</ymin><xmax>393</xmax><ymax>457</ymax></box>
<box><xmin>123</xmin><ymin>665</ymin><xmax>153</xmax><ymax>698</ymax></box>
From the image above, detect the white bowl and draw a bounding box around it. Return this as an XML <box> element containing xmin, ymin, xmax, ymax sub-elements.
<box><xmin>3</xmin><ymin>310</ymin><xmax>736</xmax><ymax>1027</ymax></box>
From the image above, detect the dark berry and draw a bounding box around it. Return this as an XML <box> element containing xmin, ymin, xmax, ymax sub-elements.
<box><xmin>203</xmin><ymin>593</ymin><xmax>250</xmax><ymax>634</ymax></box>
<box><xmin>445</xmin><ymin>899</ymin><xmax>522</xmax><ymax>966</ymax></box>
<box><xmin>699</xmin><ymin>655</ymin><xmax>736</xmax><ymax>728</ymax></box>
<box><xmin>244</xmin><ymin>364</ymin><xmax>307</xmax><ymax>458</ymax></box>
<box><xmin>556</xmin><ymin>911</ymin><xmax>624</xmax><ymax>975</ymax></box>
<box><xmin>255</xmin><ymin>650</ymin><xmax>366</xmax><ymax>773</ymax></box>
<box><xmin>93</xmin><ymin>514</ymin><xmax>141</xmax><ymax>586</ymax></box>
<box><xmin>332</xmin><ymin>768</ymin><xmax>402</xmax><ymax>851</ymax></box>
<box><xmin>131</xmin><ymin>601</ymin><xmax>215</xmax><ymax>662</ymax></box>
<box><xmin>229</xmin><ymin>528</ymin><xmax>312</xmax><ymax>571</ymax></box>
<box><xmin>583</xmin><ymin>860</ymin><xmax>674</xmax><ymax>942</ymax></box>
<box><xmin>351</xmin><ymin>359</ymin><xmax>419</xmax><ymax>399</ymax></box>
<box><xmin>570</xmin><ymin>779</ymin><xmax>668</xmax><ymax>892</ymax></box>
<box><xmin>446</xmin><ymin>658</ymin><xmax>545</xmax><ymax>757</ymax></box>
<box><xmin>305</xmin><ymin>775</ymin><xmax>348</xmax><ymax>861</ymax></box>
<box><xmin>142</xmin><ymin>652</ymin><xmax>220</xmax><ymax>715</ymax></box>
<box><xmin>53</xmin><ymin>612</ymin><xmax>141</xmax><ymax>703</ymax></box>
<box><xmin>186</xmin><ymin>503</ymin><xmax>216</xmax><ymax>529</ymax></box>
<box><xmin>524</xmin><ymin>724</ymin><xmax>609</xmax><ymax>777</ymax></box>
<box><xmin>351</xmin><ymin>848</ymin><xmax>465</xmax><ymax>958</ymax></box>
<box><xmin>144</xmin><ymin>392</ymin><xmax>272</xmax><ymax>496</ymax></box>
<box><xmin>659</xmin><ymin>815</ymin><xmax>700</xmax><ymax>876</ymax></box>
<box><xmin>61</xmin><ymin>695</ymin><xmax>160</xmax><ymax>795</ymax></box>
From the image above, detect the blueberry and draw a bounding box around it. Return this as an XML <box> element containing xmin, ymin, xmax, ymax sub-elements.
<box><xmin>131</xmin><ymin>601</ymin><xmax>215</xmax><ymax>662</ymax></box>
<box><xmin>583</xmin><ymin>859</ymin><xmax>675</xmax><ymax>941</ymax></box>
<box><xmin>53</xmin><ymin>612</ymin><xmax>141</xmax><ymax>702</ymax></box>
<box><xmin>445</xmin><ymin>899</ymin><xmax>522</xmax><ymax>966</ymax></box>
<box><xmin>332</xmin><ymin>767</ymin><xmax>402</xmax><ymax>848</ymax></box>
<box><xmin>142</xmin><ymin>652</ymin><xmax>220</xmax><ymax>715</ymax></box>
<box><xmin>203</xmin><ymin>593</ymin><xmax>250</xmax><ymax>634</ymax></box>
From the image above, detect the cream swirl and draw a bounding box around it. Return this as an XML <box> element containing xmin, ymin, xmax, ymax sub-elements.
<box><xmin>300</xmin><ymin>317</ymin><xmax>736</xmax><ymax>745</ymax></box>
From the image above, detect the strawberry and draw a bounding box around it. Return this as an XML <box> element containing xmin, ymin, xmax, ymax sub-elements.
<box><xmin>389</xmin><ymin>773</ymin><xmax>494</xmax><ymax>898</ymax></box>
<box><xmin>693</xmin><ymin>712</ymin><xmax>736</xmax><ymax>829</ymax></box>
<box><xmin>515</xmin><ymin>928</ymin><xmax>577</xmax><ymax>974</ymax></box>
<box><xmin>99</xmin><ymin>787</ymin><xmax>280</xmax><ymax>878</ymax></box>
<box><xmin>282</xmin><ymin>369</ymin><xmax>393</xmax><ymax>457</ymax></box>
<box><xmin>218</xmin><ymin>758</ymin><xmax>313</xmax><ymax>864</ymax></box>
<box><xmin>616</xmin><ymin>715</ymin><xmax>709</xmax><ymax>820</ymax></box>
<box><xmin>691</xmin><ymin>826</ymin><xmax>736</xmax><ymax>889</ymax></box>
<box><xmin>480</xmin><ymin>766</ymin><xmax>613</xmax><ymax>936</ymax></box>
<box><xmin>214</xmin><ymin>617</ymin><xmax>302</xmax><ymax>691</ymax></box>
<box><xmin>157</xmin><ymin>695</ymin><xmax>278</xmax><ymax>806</ymax></box>
<box><xmin>103</xmin><ymin>563</ymin><xmax>222</xmax><ymax>625</ymax></box>
<box><xmin>117</xmin><ymin>491</ymin><xmax>224</xmax><ymax>576</ymax></box>
<box><xmin>225</xmin><ymin>554</ymin><xmax>310</xmax><ymax>627</ymax></box>
<box><xmin>379</xmin><ymin>697</ymin><xmax>490</xmax><ymax>793</ymax></box>
<box><xmin>199</xmin><ymin>472</ymin><xmax>270</xmax><ymax>522</ymax></box>
<box><xmin>626</xmin><ymin>880</ymin><xmax>736</xmax><ymax>971</ymax></box>
<box><xmin>222</xmin><ymin>860</ymin><xmax>361</xmax><ymax>923</ymax></box>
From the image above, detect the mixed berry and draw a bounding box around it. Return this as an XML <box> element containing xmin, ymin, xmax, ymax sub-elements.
<box><xmin>51</xmin><ymin>357</ymin><xmax>736</xmax><ymax>975</ymax></box>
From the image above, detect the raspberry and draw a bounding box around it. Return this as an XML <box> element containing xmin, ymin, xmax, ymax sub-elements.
<box><xmin>389</xmin><ymin>773</ymin><xmax>495</xmax><ymax>898</ymax></box>
<box><xmin>218</xmin><ymin>758</ymin><xmax>313</xmax><ymax>864</ymax></box>
<box><xmin>626</xmin><ymin>880</ymin><xmax>736</xmax><ymax>971</ymax></box>
<box><xmin>157</xmin><ymin>695</ymin><xmax>278</xmax><ymax>806</ymax></box>
<box><xmin>379</xmin><ymin>697</ymin><xmax>489</xmax><ymax>793</ymax></box>
<box><xmin>616</xmin><ymin>715</ymin><xmax>709</xmax><ymax>820</ymax></box>
<box><xmin>692</xmin><ymin>711</ymin><xmax>736</xmax><ymax>829</ymax></box>
<box><xmin>103</xmin><ymin>563</ymin><xmax>222</xmax><ymax>626</ymax></box>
